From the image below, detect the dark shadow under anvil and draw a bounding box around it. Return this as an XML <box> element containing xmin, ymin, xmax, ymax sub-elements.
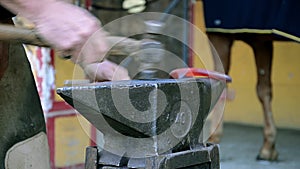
<box><xmin>57</xmin><ymin>78</ymin><xmax>225</xmax><ymax>168</ymax></box>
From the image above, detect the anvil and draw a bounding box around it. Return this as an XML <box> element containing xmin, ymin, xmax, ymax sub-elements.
<box><xmin>57</xmin><ymin>77</ymin><xmax>226</xmax><ymax>158</ymax></box>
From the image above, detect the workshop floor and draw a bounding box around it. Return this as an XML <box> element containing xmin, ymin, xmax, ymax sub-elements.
<box><xmin>219</xmin><ymin>123</ymin><xmax>300</xmax><ymax>169</ymax></box>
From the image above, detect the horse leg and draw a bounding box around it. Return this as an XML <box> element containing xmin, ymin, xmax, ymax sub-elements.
<box><xmin>247</xmin><ymin>39</ymin><xmax>278</xmax><ymax>161</ymax></box>
<box><xmin>206</xmin><ymin>33</ymin><xmax>233</xmax><ymax>143</ymax></box>
<box><xmin>207</xmin><ymin>33</ymin><xmax>233</xmax><ymax>74</ymax></box>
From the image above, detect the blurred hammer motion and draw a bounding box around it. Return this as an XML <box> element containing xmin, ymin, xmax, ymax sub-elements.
<box><xmin>0</xmin><ymin>23</ymin><xmax>141</xmax><ymax>56</ymax></box>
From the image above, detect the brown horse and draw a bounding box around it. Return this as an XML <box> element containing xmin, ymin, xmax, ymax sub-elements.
<box><xmin>202</xmin><ymin>0</ymin><xmax>300</xmax><ymax>161</ymax></box>
<box><xmin>207</xmin><ymin>33</ymin><xmax>278</xmax><ymax>161</ymax></box>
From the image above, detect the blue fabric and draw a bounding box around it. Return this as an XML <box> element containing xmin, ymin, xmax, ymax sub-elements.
<box><xmin>202</xmin><ymin>0</ymin><xmax>300</xmax><ymax>41</ymax></box>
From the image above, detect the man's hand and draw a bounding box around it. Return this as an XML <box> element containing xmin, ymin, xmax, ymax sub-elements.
<box><xmin>0</xmin><ymin>0</ymin><xmax>129</xmax><ymax>81</ymax></box>
<box><xmin>1</xmin><ymin>0</ymin><xmax>107</xmax><ymax>58</ymax></box>
<box><xmin>84</xmin><ymin>60</ymin><xmax>130</xmax><ymax>81</ymax></box>
<box><xmin>25</xmin><ymin>1</ymin><xmax>109</xmax><ymax>66</ymax></box>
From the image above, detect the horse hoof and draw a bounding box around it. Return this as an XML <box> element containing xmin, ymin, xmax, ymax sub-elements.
<box><xmin>256</xmin><ymin>149</ymin><xmax>278</xmax><ymax>161</ymax></box>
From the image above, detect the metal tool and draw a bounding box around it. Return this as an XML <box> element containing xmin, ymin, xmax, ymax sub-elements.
<box><xmin>134</xmin><ymin>20</ymin><xmax>167</xmax><ymax>79</ymax></box>
<box><xmin>170</xmin><ymin>68</ymin><xmax>232</xmax><ymax>82</ymax></box>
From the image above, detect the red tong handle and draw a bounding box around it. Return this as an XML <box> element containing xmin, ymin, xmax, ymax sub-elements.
<box><xmin>170</xmin><ymin>68</ymin><xmax>232</xmax><ymax>82</ymax></box>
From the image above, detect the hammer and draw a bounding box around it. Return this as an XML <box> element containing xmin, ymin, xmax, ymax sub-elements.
<box><xmin>0</xmin><ymin>23</ymin><xmax>140</xmax><ymax>56</ymax></box>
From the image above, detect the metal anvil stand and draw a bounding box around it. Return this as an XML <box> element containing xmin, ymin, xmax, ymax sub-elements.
<box><xmin>85</xmin><ymin>143</ymin><xmax>220</xmax><ymax>169</ymax></box>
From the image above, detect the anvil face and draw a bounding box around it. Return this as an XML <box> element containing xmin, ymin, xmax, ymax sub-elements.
<box><xmin>57</xmin><ymin>78</ymin><xmax>225</xmax><ymax>155</ymax></box>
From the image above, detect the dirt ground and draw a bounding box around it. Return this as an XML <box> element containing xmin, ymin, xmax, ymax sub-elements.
<box><xmin>219</xmin><ymin>123</ymin><xmax>300</xmax><ymax>169</ymax></box>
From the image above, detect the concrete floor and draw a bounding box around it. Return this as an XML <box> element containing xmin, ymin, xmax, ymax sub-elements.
<box><xmin>219</xmin><ymin>123</ymin><xmax>300</xmax><ymax>169</ymax></box>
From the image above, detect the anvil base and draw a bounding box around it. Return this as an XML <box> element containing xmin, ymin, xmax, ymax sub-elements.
<box><xmin>85</xmin><ymin>143</ymin><xmax>219</xmax><ymax>169</ymax></box>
